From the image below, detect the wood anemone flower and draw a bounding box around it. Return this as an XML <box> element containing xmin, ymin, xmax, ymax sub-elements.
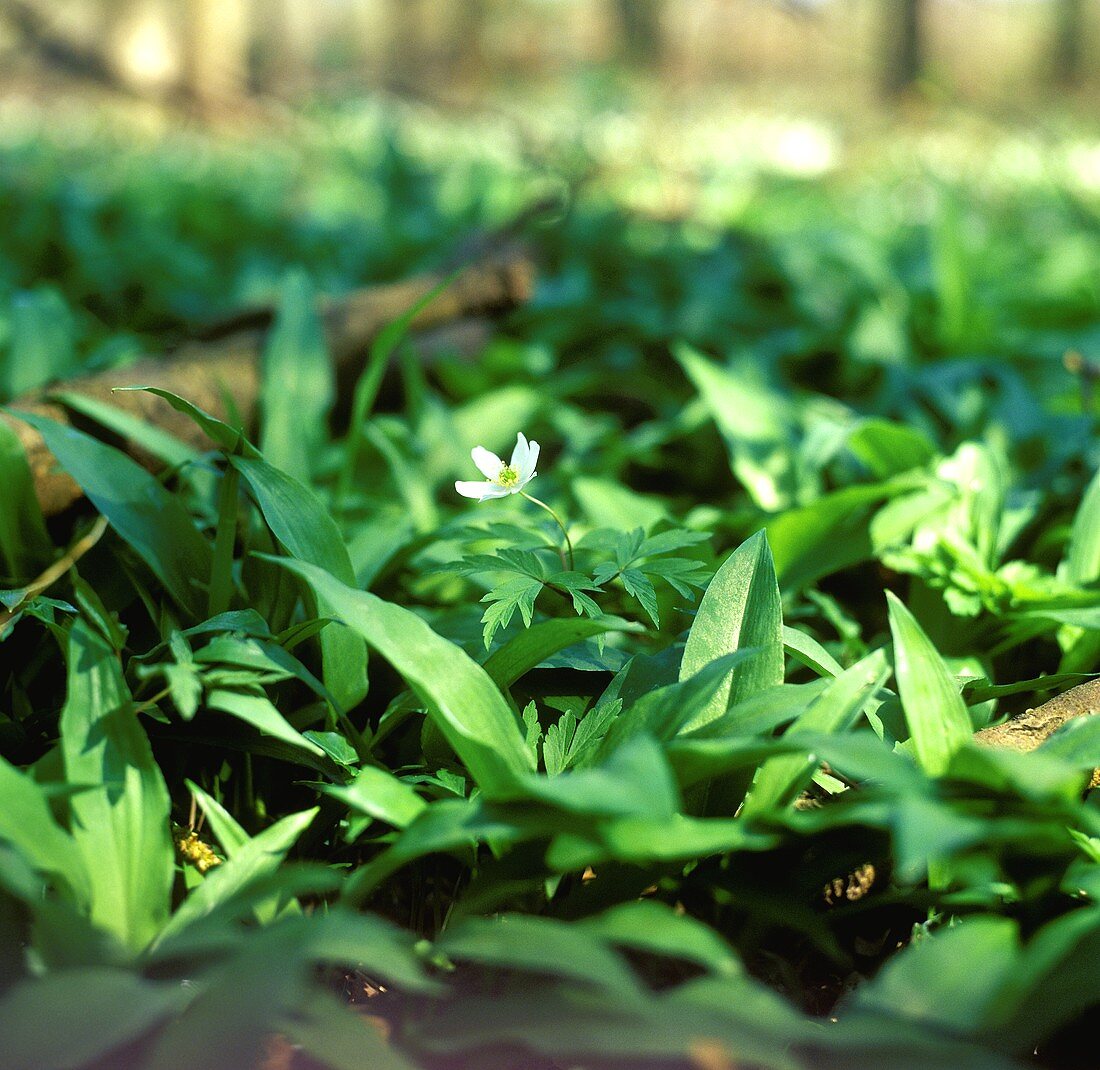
<box><xmin>455</xmin><ymin>433</ymin><xmax>540</xmax><ymax>502</ymax></box>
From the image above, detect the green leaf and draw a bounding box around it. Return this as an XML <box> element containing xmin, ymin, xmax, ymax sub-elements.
<box><xmin>157</xmin><ymin>808</ymin><xmax>318</xmax><ymax>943</ymax></box>
<box><xmin>186</xmin><ymin>780</ymin><xmax>249</xmax><ymax>858</ymax></box>
<box><xmin>205</xmin><ymin>689</ymin><xmax>326</xmax><ymax>759</ymax></box>
<box><xmin>886</xmin><ymin>591</ymin><xmax>973</xmax><ymax>775</ymax></box>
<box><xmin>282</xmin><ymin>991</ymin><xmax>419</xmax><ymax>1070</ymax></box>
<box><xmin>0</xmin><ymin>968</ymin><xmax>186</xmax><ymax>1070</ymax></box>
<box><xmin>845</xmin><ymin>917</ymin><xmax>1020</xmax><ymax>1036</ymax></box>
<box><xmin>51</xmin><ymin>391</ymin><xmax>200</xmax><ymax>469</ymax></box>
<box><xmin>676</xmin><ymin>344</ymin><xmax>797</xmax><ymax>511</ymax></box>
<box><xmin>0</xmin><ymin>417</ymin><xmax>51</xmax><ymax>579</ymax></box>
<box><xmin>0</xmin><ymin>757</ymin><xmax>88</xmax><ymax>903</ymax></box>
<box><xmin>740</xmin><ymin>649</ymin><xmax>889</xmax><ymax>817</ymax></box>
<box><xmin>542</xmin><ymin>700</ymin><xmax>620</xmax><ymax>775</ymax></box>
<box><xmin>264</xmin><ymin>556</ymin><xmax>535</xmax><ymax>797</ymax></box>
<box><xmin>767</xmin><ymin>481</ymin><xmax>905</xmax><ymax>591</ymax></box>
<box><xmin>318</xmin><ymin>766</ymin><xmax>426</xmax><ymax>829</ymax></box>
<box><xmin>116</xmin><ymin>386</ymin><xmax>258</xmax><ymax>456</ymax></box>
<box><xmin>479</xmin><ymin>573</ymin><xmax>544</xmax><ymax>647</ymax></box>
<box><xmin>679</xmin><ymin>530</ymin><xmax>784</xmax><ymax>731</ymax></box>
<box><xmin>1066</xmin><ymin>467</ymin><xmax>1100</xmax><ymax>585</ymax></box>
<box><xmin>523</xmin><ymin>735</ymin><xmax>679</xmax><ymax>818</ymax></box>
<box><xmin>573</xmin><ymin>476</ymin><xmax>669</xmax><ymax>530</ymax></box>
<box><xmin>848</xmin><ymin>418</ymin><xmax>937</xmax><ymax>478</ymax></box>
<box><xmin>580</xmin><ymin>901</ymin><xmax>742</xmax><ymax>979</ymax></box>
<box><xmin>599</xmin><ymin>651</ymin><xmax>759</xmax><ymax>758</ymax></box>
<box><xmin>231</xmin><ymin>455</ymin><xmax>368</xmax><ymax>712</ymax></box>
<box><xmin>343</xmin><ymin>798</ymin><xmax>528</xmax><ymax>905</ymax></box>
<box><xmin>482</xmin><ymin>615</ymin><xmax>639</xmax><ymax>690</ymax></box>
<box><xmin>620</xmin><ymin>567</ymin><xmax>659</xmax><ymax>625</ymax></box>
<box><xmin>61</xmin><ymin>620</ymin><xmax>174</xmax><ymax>951</ymax></box>
<box><xmin>440</xmin><ymin>914</ymin><xmax>644</xmax><ymax>996</ymax></box>
<box><xmin>10</xmin><ymin>412</ymin><xmax>211</xmax><ymax>618</ymax></box>
<box><xmin>260</xmin><ymin>271</ymin><xmax>333</xmax><ymax>481</ymax></box>
<box><xmin>782</xmin><ymin>625</ymin><xmax>844</xmax><ymax>678</ymax></box>
<box><xmin>338</xmin><ymin>270</ymin><xmax>459</xmax><ymax>507</ymax></box>
<box><xmin>1</xmin><ymin>288</ymin><xmax>77</xmax><ymax>399</ymax></box>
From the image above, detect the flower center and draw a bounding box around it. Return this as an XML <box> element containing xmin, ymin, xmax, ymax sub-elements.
<box><xmin>497</xmin><ymin>464</ymin><xmax>520</xmax><ymax>488</ymax></box>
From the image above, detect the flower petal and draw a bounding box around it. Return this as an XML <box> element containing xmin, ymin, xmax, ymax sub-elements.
<box><xmin>455</xmin><ymin>480</ymin><xmax>495</xmax><ymax>500</ymax></box>
<box><xmin>471</xmin><ymin>446</ymin><xmax>503</xmax><ymax>481</ymax></box>
<box><xmin>515</xmin><ymin>471</ymin><xmax>536</xmax><ymax>492</ymax></box>
<box><xmin>510</xmin><ymin>432</ymin><xmax>529</xmax><ymax>471</ymax></box>
<box><xmin>519</xmin><ymin>438</ymin><xmax>540</xmax><ymax>481</ymax></box>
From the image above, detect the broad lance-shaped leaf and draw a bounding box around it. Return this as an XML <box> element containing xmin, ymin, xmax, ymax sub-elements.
<box><xmin>156</xmin><ymin>807</ymin><xmax>319</xmax><ymax>944</ymax></box>
<box><xmin>0</xmin><ymin>418</ymin><xmax>51</xmax><ymax>578</ymax></box>
<box><xmin>675</xmin><ymin>343</ymin><xmax>799</xmax><ymax>512</ymax></box>
<box><xmin>0</xmin><ymin>968</ymin><xmax>188</xmax><ymax>1070</ymax></box>
<box><xmin>679</xmin><ymin>530</ymin><xmax>784</xmax><ymax>730</ymax></box>
<box><xmin>10</xmin><ymin>412</ymin><xmax>211</xmax><ymax>618</ymax></box>
<box><xmin>1066</xmin><ymin>467</ymin><xmax>1100</xmax><ymax>585</ymax></box>
<box><xmin>740</xmin><ymin>648</ymin><xmax>889</xmax><ymax>817</ymax></box>
<box><xmin>597</xmin><ymin>651</ymin><xmax>761</xmax><ymax>758</ymax></box>
<box><xmin>149</xmin><ymin>910</ymin><xmax>435</xmax><ymax>1070</ymax></box>
<box><xmin>886</xmin><ymin>592</ymin><xmax>972</xmax><ymax>775</ymax></box>
<box><xmin>265</xmin><ymin>556</ymin><xmax>536</xmax><ymax>797</ymax></box>
<box><xmin>482</xmin><ymin>615</ymin><xmax>640</xmax><ymax>691</ymax></box>
<box><xmin>317</xmin><ymin>765</ymin><xmax>427</xmax><ymax>830</ymax></box>
<box><xmin>0</xmin><ymin>756</ymin><xmax>89</xmax><ymax>903</ymax></box>
<box><xmin>1</xmin><ymin>288</ymin><xmax>78</xmax><ymax>399</ymax></box>
<box><xmin>231</xmin><ymin>455</ymin><xmax>368</xmax><ymax>712</ymax></box>
<box><xmin>578</xmin><ymin>901</ymin><xmax>742</xmax><ymax>979</ymax></box>
<box><xmin>61</xmin><ymin>619</ymin><xmax>174</xmax><ymax>951</ymax></box>
<box><xmin>260</xmin><ymin>271</ymin><xmax>333</xmax><ymax>482</ymax></box>
<box><xmin>205</xmin><ymin>689</ymin><xmax>325</xmax><ymax>759</ymax></box>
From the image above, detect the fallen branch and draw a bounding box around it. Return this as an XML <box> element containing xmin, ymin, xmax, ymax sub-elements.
<box><xmin>975</xmin><ymin>678</ymin><xmax>1100</xmax><ymax>788</ymax></box>
<box><xmin>0</xmin><ymin>516</ymin><xmax>108</xmax><ymax>636</ymax></box>
<box><xmin>4</xmin><ymin>252</ymin><xmax>534</xmax><ymax>518</ymax></box>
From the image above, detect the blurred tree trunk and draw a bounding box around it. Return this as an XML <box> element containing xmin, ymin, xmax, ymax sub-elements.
<box><xmin>387</xmin><ymin>0</ymin><xmax>430</xmax><ymax>90</ymax></box>
<box><xmin>264</xmin><ymin>0</ymin><xmax>317</xmax><ymax>96</ymax></box>
<box><xmin>612</xmin><ymin>0</ymin><xmax>663</xmax><ymax>68</ymax></box>
<box><xmin>882</xmin><ymin>0</ymin><xmax>924</xmax><ymax>96</ymax></box>
<box><xmin>98</xmin><ymin>0</ymin><xmax>134</xmax><ymax>81</ymax></box>
<box><xmin>1052</xmin><ymin>0</ymin><xmax>1086</xmax><ymax>87</ymax></box>
<box><xmin>177</xmin><ymin>0</ymin><xmax>250</xmax><ymax>110</ymax></box>
<box><xmin>444</xmin><ymin>0</ymin><xmax>490</xmax><ymax>87</ymax></box>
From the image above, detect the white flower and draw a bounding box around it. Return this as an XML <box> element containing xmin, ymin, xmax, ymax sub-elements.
<box><xmin>455</xmin><ymin>432</ymin><xmax>540</xmax><ymax>502</ymax></box>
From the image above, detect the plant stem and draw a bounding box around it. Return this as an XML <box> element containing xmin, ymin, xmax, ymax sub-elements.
<box><xmin>521</xmin><ymin>491</ymin><xmax>574</xmax><ymax>570</ymax></box>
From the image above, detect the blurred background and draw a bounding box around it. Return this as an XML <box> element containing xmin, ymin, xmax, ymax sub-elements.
<box><xmin>0</xmin><ymin>0</ymin><xmax>1096</xmax><ymax>116</ymax></box>
<box><xmin>5</xmin><ymin>0</ymin><xmax>1100</xmax><ymax>400</ymax></box>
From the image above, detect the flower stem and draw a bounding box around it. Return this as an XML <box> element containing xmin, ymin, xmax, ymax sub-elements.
<box><xmin>521</xmin><ymin>492</ymin><xmax>574</xmax><ymax>570</ymax></box>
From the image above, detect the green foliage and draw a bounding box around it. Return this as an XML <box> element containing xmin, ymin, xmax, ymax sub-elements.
<box><xmin>2</xmin><ymin>106</ymin><xmax>1100</xmax><ymax>1070</ymax></box>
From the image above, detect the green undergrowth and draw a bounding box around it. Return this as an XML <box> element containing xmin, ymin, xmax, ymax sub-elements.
<box><xmin>1</xmin><ymin>103</ymin><xmax>1100</xmax><ymax>1069</ymax></box>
